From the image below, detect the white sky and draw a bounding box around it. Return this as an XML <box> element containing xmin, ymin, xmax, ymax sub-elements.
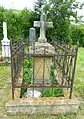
<box><xmin>0</xmin><ymin>0</ymin><xmax>34</xmax><ymax>10</ymax></box>
<box><xmin>0</xmin><ymin>0</ymin><xmax>84</xmax><ymax>18</ymax></box>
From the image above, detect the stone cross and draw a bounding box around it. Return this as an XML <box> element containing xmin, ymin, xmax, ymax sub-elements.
<box><xmin>29</xmin><ymin>28</ymin><xmax>36</xmax><ymax>45</ymax></box>
<box><xmin>3</xmin><ymin>22</ymin><xmax>8</xmax><ymax>40</ymax></box>
<box><xmin>34</xmin><ymin>13</ymin><xmax>53</xmax><ymax>43</ymax></box>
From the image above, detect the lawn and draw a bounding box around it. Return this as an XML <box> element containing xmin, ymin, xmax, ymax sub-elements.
<box><xmin>74</xmin><ymin>47</ymin><xmax>84</xmax><ymax>98</ymax></box>
<box><xmin>0</xmin><ymin>47</ymin><xmax>84</xmax><ymax>119</ymax></box>
<box><xmin>0</xmin><ymin>65</ymin><xmax>11</xmax><ymax>87</ymax></box>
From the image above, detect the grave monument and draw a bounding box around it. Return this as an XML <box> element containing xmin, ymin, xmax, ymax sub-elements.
<box><xmin>29</xmin><ymin>27</ymin><xmax>36</xmax><ymax>45</ymax></box>
<box><xmin>1</xmin><ymin>22</ymin><xmax>10</xmax><ymax>57</ymax></box>
<box><xmin>29</xmin><ymin>13</ymin><xmax>55</xmax><ymax>85</ymax></box>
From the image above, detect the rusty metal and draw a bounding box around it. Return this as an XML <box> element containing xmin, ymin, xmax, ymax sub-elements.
<box><xmin>13</xmin><ymin>84</ymin><xmax>71</xmax><ymax>88</ymax></box>
<box><xmin>11</xmin><ymin>40</ymin><xmax>78</xmax><ymax>99</ymax></box>
<box><xmin>11</xmin><ymin>40</ymin><xmax>24</xmax><ymax>99</ymax></box>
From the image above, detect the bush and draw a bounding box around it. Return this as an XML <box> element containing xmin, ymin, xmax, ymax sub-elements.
<box><xmin>24</xmin><ymin>58</ymin><xmax>33</xmax><ymax>84</ymax></box>
<box><xmin>71</xmin><ymin>25</ymin><xmax>84</xmax><ymax>47</ymax></box>
<box><xmin>20</xmin><ymin>58</ymin><xmax>33</xmax><ymax>97</ymax></box>
<box><xmin>42</xmin><ymin>88</ymin><xmax>64</xmax><ymax>97</ymax></box>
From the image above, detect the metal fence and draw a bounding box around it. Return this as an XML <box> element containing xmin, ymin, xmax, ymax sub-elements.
<box><xmin>11</xmin><ymin>40</ymin><xmax>24</xmax><ymax>99</ymax></box>
<box><xmin>11</xmin><ymin>40</ymin><xmax>78</xmax><ymax>99</ymax></box>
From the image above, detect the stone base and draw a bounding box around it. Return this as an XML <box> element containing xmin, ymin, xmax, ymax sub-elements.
<box><xmin>1</xmin><ymin>39</ymin><xmax>10</xmax><ymax>57</ymax></box>
<box><xmin>5</xmin><ymin>98</ymin><xmax>80</xmax><ymax>115</ymax></box>
<box><xmin>38</xmin><ymin>37</ymin><xmax>47</xmax><ymax>43</ymax></box>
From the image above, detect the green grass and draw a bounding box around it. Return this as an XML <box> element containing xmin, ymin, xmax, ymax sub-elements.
<box><xmin>73</xmin><ymin>48</ymin><xmax>84</xmax><ymax>98</ymax></box>
<box><xmin>0</xmin><ymin>65</ymin><xmax>11</xmax><ymax>88</ymax></box>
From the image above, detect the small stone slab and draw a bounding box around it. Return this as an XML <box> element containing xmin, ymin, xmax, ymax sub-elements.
<box><xmin>29</xmin><ymin>28</ymin><xmax>36</xmax><ymax>45</ymax></box>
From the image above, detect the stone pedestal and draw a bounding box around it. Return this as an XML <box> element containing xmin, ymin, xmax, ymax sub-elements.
<box><xmin>34</xmin><ymin>57</ymin><xmax>51</xmax><ymax>84</ymax></box>
<box><xmin>29</xmin><ymin>42</ymin><xmax>55</xmax><ymax>84</ymax></box>
<box><xmin>1</xmin><ymin>39</ymin><xmax>10</xmax><ymax>57</ymax></box>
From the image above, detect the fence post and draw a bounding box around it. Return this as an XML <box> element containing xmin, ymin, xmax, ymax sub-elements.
<box><xmin>10</xmin><ymin>41</ymin><xmax>14</xmax><ymax>99</ymax></box>
<box><xmin>69</xmin><ymin>41</ymin><xmax>79</xmax><ymax>99</ymax></box>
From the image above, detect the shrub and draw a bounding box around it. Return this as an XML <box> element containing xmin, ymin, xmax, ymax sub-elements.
<box><xmin>71</xmin><ymin>25</ymin><xmax>84</xmax><ymax>47</ymax></box>
<box><xmin>20</xmin><ymin>58</ymin><xmax>33</xmax><ymax>97</ymax></box>
<box><xmin>42</xmin><ymin>88</ymin><xmax>64</xmax><ymax>97</ymax></box>
<box><xmin>24</xmin><ymin>58</ymin><xmax>33</xmax><ymax>84</ymax></box>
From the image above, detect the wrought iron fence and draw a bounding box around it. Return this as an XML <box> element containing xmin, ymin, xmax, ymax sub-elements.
<box><xmin>11</xmin><ymin>40</ymin><xmax>78</xmax><ymax>99</ymax></box>
<box><xmin>11</xmin><ymin>40</ymin><xmax>24</xmax><ymax>99</ymax></box>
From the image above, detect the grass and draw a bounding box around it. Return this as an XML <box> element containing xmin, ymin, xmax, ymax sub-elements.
<box><xmin>0</xmin><ymin>47</ymin><xmax>84</xmax><ymax>119</ymax></box>
<box><xmin>0</xmin><ymin>65</ymin><xmax>11</xmax><ymax>118</ymax></box>
<box><xmin>0</xmin><ymin>65</ymin><xmax>11</xmax><ymax>88</ymax></box>
<box><xmin>73</xmin><ymin>47</ymin><xmax>84</xmax><ymax>98</ymax></box>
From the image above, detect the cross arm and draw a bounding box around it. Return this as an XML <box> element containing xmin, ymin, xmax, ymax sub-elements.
<box><xmin>34</xmin><ymin>21</ymin><xmax>41</xmax><ymax>27</ymax></box>
<box><xmin>46</xmin><ymin>22</ymin><xmax>53</xmax><ymax>28</ymax></box>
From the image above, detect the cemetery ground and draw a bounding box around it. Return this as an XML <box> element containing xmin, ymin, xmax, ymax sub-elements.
<box><xmin>0</xmin><ymin>47</ymin><xmax>84</xmax><ymax>119</ymax></box>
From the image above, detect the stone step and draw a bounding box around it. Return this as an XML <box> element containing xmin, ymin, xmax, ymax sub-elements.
<box><xmin>5</xmin><ymin>98</ymin><xmax>80</xmax><ymax>116</ymax></box>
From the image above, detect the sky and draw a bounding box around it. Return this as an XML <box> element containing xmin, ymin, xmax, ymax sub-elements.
<box><xmin>0</xmin><ymin>0</ymin><xmax>34</xmax><ymax>10</ymax></box>
<box><xmin>0</xmin><ymin>0</ymin><xmax>84</xmax><ymax>18</ymax></box>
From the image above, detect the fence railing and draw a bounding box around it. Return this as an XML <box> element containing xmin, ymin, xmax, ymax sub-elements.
<box><xmin>11</xmin><ymin>40</ymin><xmax>24</xmax><ymax>99</ymax></box>
<box><xmin>11</xmin><ymin>40</ymin><xmax>78</xmax><ymax>99</ymax></box>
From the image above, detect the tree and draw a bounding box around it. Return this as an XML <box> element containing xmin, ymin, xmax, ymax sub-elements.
<box><xmin>4</xmin><ymin>8</ymin><xmax>33</xmax><ymax>42</ymax></box>
<box><xmin>20</xmin><ymin>8</ymin><xmax>32</xmax><ymax>39</ymax></box>
<box><xmin>0</xmin><ymin>7</ymin><xmax>5</xmax><ymax>41</ymax></box>
<box><xmin>34</xmin><ymin>0</ymin><xmax>44</xmax><ymax>13</ymax></box>
<box><xmin>42</xmin><ymin>0</ymin><xmax>77</xmax><ymax>43</ymax></box>
<box><xmin>33</xmin><ymin>0</ymin><xmax>83</xmax><ymax>43</ymax></box>
<box><xmin>4</xmin><ymin>10</ymin><xmax>22</xmax><ymax>42</ymax></box>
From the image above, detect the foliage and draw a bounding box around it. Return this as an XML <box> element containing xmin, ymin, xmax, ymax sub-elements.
<box><xmin>71</xmin><ymin>25</ymin><xmax>84</xmax><ymax>47</ymax></box>
<box><xmin>0</xmin><ymin>7</ymin><xmax>5</xmax><ymax>41</ymax></box>
<box><xmin>24</xmin><ymin>58</ymin><xmax>32</xmax><ymax>84</ymax></box>
<box><xmin>34</xmin><ymin>0</ymin><xmax>44</xmax><ymax>12</ymax></box>
<box><xmin>4</xmin><ymin>10</ymin><xmax>22</xmax><ymax>41</ymax></box>
<box><xmin>42</xmin><ymin>88</ymin><xmax>64</xmax><ymax>97</ymax></box>
<box><xmin>20</xmin><ymin>58</ymin><xmax>33</xmax><ymax>97</ymax></box>
<box><xmin>20</xmin><ymin>9</ymin><xmax>32</xmax><ymax>39</ymax></box>
<box><xmin>0</xmin><ymin>1</ymin><xmax>83</xmax><ymax>45</ymax></box>
<box><xmin>41</xmin><ymin>0</ymin><xmax>77</xmax><ymax>43</ymax></box>
<box><xmin>0</xmin><ymin>7</ymin><xmax>34</xmax><ymax>42</ymax></box>
<box><xmin>50</xmin><ymin>64</ymin><xmax>57</xmax><ymax>84</ymax></box>
<box><xmin>33</xmin><ymin>0</ymin><xmax>84</xmax><ymax>45</ymax></box>
<box><xmin>28</xmin><ymin>11</ymin><xmax>40</xmax><ymax>40</ymax></box>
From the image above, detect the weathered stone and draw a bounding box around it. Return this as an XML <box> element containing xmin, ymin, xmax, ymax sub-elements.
<box><xmin>29</xmin><ymin>42</ymin><xmax>55</xmax><ymax>84</ymax></box>
<box><xmin>5</xmin><ymin>98</ymin><xmax>80</xmax><ymax>115</ymax></box>
<box><xmin>34</xmin><ymin>13</ymin><xmax>53</xmax><ymax>43</ymax></box>
<box><xmin>29</xmin><ymin>28</ymin><xmax>36</xmax><ymax>45</ymax></box>
<box><xmin>1</xmin><ymin>22</ymin><xmax>10</xmax><ymax>57</ymax></box>
<box><xmin>29</xmin><ymin>42</ymin><xmax>55</xmax><ymax>54</ymax></box>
